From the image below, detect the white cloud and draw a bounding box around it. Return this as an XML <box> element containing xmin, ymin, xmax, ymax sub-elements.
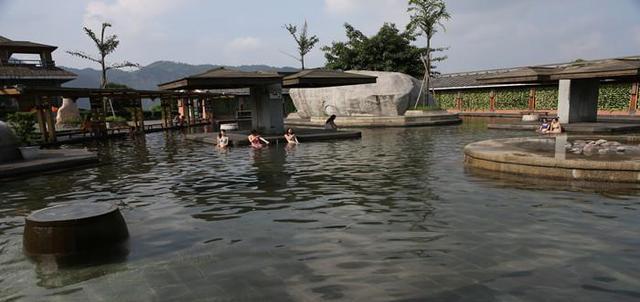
<box><xmin>226</xmin><ymin>37</ymin><xmax>261</xmax><ymax>52</ymax></box>
<box><xmin>83</xmin><ymin>0</ymin><xmax>185</xmax><ymax>35</ymax></box>
<box><xmin>324</xmin><ymin>0</ymin><xmax>363</xmax><ymax>14</ymax></box>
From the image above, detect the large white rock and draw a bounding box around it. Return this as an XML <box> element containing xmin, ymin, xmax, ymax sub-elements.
<box><xmin>0</xmin><ymin>121</ymin><xmax>22</xmax><ymax>163</ymax></box>
<box><xmin>56</xmin><ymin>98</ymin><xmax>81</xmax><ymax>129</ymax></box>
<box><xmin>289</xmin><ymin>71</ymin><xmax>426</xmax><ymax>118</ymax></box>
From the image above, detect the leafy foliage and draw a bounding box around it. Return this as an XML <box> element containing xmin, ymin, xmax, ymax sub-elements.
<box><xmin>407</xmin><ymin>0</ymin><xmax>451</xmax><ymax>107</ymax></box>
<box><xmin>67</xmin><ymin>22</ymin><xmax>139</xmax><ymax>88</ymax></box>
<box><xmin>7</xmin><ymin>112</ymin><xmax>37</xmax><ymax>145</ymax></box>
<box><xmin>434</xmin><ymin>83</ymin><xmax>634</xmax><ymax>111</ymax></box>
<box><xmin>599</xmin><ymin>83</ymin><xmax>630</xmax><ymax>111</ymax></box>
<box><xmin>495</xmin><ymin>88</ymin><xmax>529</xmax><ymax>110</ymax></box>
<box><xmin>434</xmin><ymin>91</ymin><xmax>457</xmax><ymax>109</ymax></box>
<box><xmin>534</xmin><ymin>86</ymin><xmax>558</xmax><ymax>110</ymax></box>
<box><xmin>284</xmin><ymin>21</ymin><xmax>319</xmax><ymax>69</ymax></box>
<box><xmin>322</xmin><ymin>23</ymin><xmax>425</xmax><ymax>78</ymax></box>
<box><xmin>105</xmin><ymin>115</ymin><xmax>127</xmax><ymax>123</ymax></box>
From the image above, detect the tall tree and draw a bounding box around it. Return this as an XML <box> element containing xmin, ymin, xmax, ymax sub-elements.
<box><xmin>67</xmin><ymin>22</ymin><xmax>138</xmax><ymax>115</ymax></box>
<box><xmin>407</xmin><ymin>0</ymin><xmax>451</xmax><ymax>108</ymax></box>
<box><xmin>284</xmin><ymin>21</ymin><xmax>319</xmax><ymax>69</ymax></box>
<box><xmin>322</xmin><ymin>23</ymin><xmax>425</xmax><ymax>78</ymax></box>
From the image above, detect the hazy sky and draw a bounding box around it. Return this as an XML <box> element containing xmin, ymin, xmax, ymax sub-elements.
<box><xmin>1</xmin><ymin>0</ymin><xmax>639</xmax><ymax>73</ymax></box>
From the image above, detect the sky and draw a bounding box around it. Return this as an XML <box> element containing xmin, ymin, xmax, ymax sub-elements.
<box><xmin>1</xmin><ymin>0</ymin><xmax>639</xmax><ymax>73</ymax></box>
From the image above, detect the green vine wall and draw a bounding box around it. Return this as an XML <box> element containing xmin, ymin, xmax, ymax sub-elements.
<box><xmin>435</xmin><ymin>82</ymin><xmax>633</xmax><ymax>111</ymax></box>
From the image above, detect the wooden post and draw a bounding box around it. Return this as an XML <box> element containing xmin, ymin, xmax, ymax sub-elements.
<box><xmin>186</xmin><ymin>98</ymin><xmax>192</xmax><ymax>126</ymax></box>
<box><xmin>43</xmin><ymin>97</ymin><xmax>57</xmax><ymax>143</ymax></box>
<box><xmin>630</xmin><ymin>82</ymin><xmax>639</xmax><ymax>114</ymax></box>
<box><xmin>160</xmin><ymin>98</ymin><xmax>167</xmax><ymax>128</ymax></box>
<box><xmin>34</xmin><ymin>97</ymin><xmax>48</xmax><ymax>143</ymax></box>
<box><xmin>489</xmin><ymin>90</ymin><xmax>496</xmax><ymax>112</ymax></box>
<box><xmin>529</xmin><ymin>87</ymin><xmax>537</xmax><ymax>111</ymax></box>
<box><xmin>456</xmin><ymin>91</ymin><xmax>462</xmax><ymax>111</ymax></box>
<box><xmin>138</xmin><ymin>98</ymin><xmax>145</xmax><ymax>132</ymax></box>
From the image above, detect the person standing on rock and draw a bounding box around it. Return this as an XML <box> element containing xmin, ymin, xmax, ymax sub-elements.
<box><xmin>324</xmin><ymin>115</ymin><xmax>338</xmax><ymax>130</ymax></box>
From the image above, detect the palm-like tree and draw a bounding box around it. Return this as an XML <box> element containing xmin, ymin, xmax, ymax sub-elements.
<box><xmin>67</xmin><ymin>22</ymin><xmax>138</xmax><ymax>115</ymax></box>
<box><xmin>407</xmin><ymin>0</ymin><xmax>451</xmax><ymax>108</ymax></box>
<box><xmin>284</xmin><ymin>21</ymin><xmax>319</xmax><ymax>70</ymax></box>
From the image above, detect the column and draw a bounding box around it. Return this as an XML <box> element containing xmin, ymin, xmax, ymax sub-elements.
<box><xmin>630</xmin><ymin>82</ymin><xmax>639</xmax><ymax>114</ymax></box>
<box><xmin>557</xmin><ymin>79</ymin><xmax>599</xmax><ymax>124</ymax></box>
<box><xmin>43</xmin><ymin>97</ymin><xmax>57</xmax><ymax>143</ymax></box>
<box><xmin>529</xmin><ymin>87</ymin><xmax>537</xmax><ymax>111</ymax></box>
<box><xmin>489</xmin><ymin>90</ymin><xmax>496</xmax><ymax>112</ymax></box>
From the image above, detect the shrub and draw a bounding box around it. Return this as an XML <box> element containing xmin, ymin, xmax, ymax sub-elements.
<box><xmin>105</xmin><ymin>115</ymin><xmax>127</xmax><ymax>122</ymax></box>
<box><xmin>7</xmin><ymin>112</ymin><xmax>37</xmax><ymax>145</ymax></box>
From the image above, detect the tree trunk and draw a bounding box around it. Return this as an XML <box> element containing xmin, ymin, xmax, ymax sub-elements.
<box><xmin>301</xmin><ymin>55</ymin><xmax>305</xmax><ymax>70</ymax></box>
<box><xmin>425</xmin><ymin>37</ymin><xmax>431</xmax><ymax>107</ymax></box>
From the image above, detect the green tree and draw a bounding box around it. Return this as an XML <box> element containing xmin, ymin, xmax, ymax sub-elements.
<box><xmin>67</xmin><ymin>22</ymin><xmax>139</xmax><ymax>116</ymax></box>
<box><xmin>284</xmin><ymin>21</ymin><xmax>320</xmax><ymax>69</ymax></box>
<box><xmin>7</xmin><ymin>112</ymin><xmax>37</xmax><ymax>145</ymax></box>
<box><xmin>407</xmin><ymin>0</ymin><xmax>451</xmax><ymax>107</ymax></box>
<box><xmin>322</xmin><ymin>23</ymin><xmax>425</xmax><ymax>78</ymax></box>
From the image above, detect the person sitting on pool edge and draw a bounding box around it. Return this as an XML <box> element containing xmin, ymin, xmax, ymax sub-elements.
<box><xmin>248</xmin><ymin>129</ymin><xmax>269</xmax><ymax>149</ymax></box>
<box><xmin>324</xmin><ymin>114</ymin><xmax>338</xmax><ymax>131</ymax></box>
<box><xmin>538</xmin><ymin>118</ymin><xmax>550</xmax><ymax>134</ymax></box>
<box><xmin>284</xmin><ymin>128</ymin><xmax>299</xmax><ymax>144</ymax></box>
<box><xmin>217</xmin><ymin>130</ymin><xmax>229</xmax><ymax>148</ymax></box>
<box><xmin>549</xmin><ymin>118</ymin><xmax>562</xmax><ymax>134</ymax></box>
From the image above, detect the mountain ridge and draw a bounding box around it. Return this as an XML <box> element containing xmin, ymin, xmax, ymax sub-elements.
<box><xmin>61</xmin><ymin>61</ymin><xmax>299</xmax><ymax>90</ymax></box>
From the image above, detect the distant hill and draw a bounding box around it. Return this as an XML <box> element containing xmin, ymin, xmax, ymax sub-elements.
<box><xmin>61</xmin><ymin>61</ymin><xmax>299</xmax><ymax>90</ymax></box>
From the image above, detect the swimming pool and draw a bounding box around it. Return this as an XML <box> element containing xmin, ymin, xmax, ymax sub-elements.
<box><xmin>1</xmin><ymin>120</ymin><xmax>639</xmax><ymax>301</ymax></box>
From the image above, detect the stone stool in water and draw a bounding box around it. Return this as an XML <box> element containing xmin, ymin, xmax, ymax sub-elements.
<box><xmin>23</xmin><ymin>203</ymin><xmax>129</xmax><ymax>261</ymax></box>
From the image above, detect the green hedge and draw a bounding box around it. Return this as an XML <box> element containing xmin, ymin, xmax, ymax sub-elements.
<box><xmin>599</xmin><ymin>83</ymin><xmax>630</xmax><ymax>111</ymax></box>
<box><xmin>495</xmin><ymin>88</ymin><xmax>529</xmax><ymax>110</ymax></box>
<box><xmin>434</xmin><ymin>83</ymin><xmax>633</xmax><ymax>111</ymax></box>
<box><xmin>435</xmin><ymin>91</ymin><xmax>458</xmax><ymax>109</ymax></box>
<box><xmin>462</xmin><ymin>89</ymin><xmax>491</xmax><ymax>110</ymax></box>
<box><xmin>535</xmin><ymin>86</ymin><xmax>558</xmax><ymax>110</ymax></box>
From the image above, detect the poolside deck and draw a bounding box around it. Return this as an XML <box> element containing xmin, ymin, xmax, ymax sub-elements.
<box><xmin>0</xmin><ymin>148</ymin><xmax>98</xmax><ymax>179</ymax></box>
<box><xmin>186</xmin><ymin>128</ymin><xmax>361</xmax><ymax>146</ymax></box>
<box><xmin>488</xmin><ymin>122</ymin><xmax>640</xmax><ymax>134</ymax></box>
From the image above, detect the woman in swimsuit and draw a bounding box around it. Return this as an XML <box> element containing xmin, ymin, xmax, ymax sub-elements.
<box><xmin>217</xmin><ymin>130</ymin><xmax>229</xmax><ymax>148</ymax></box>
<box><xmin>284</xmin><ymin>128</ymin><xmax>299</xmax><ymax>144</ymax></box>
<box><xmin>549</xmin><ymin>118</ymin><xmax>562</xmax><ymax>134</ymax></box>
<box><xmin>248</xmin><ymin>129</ymin><xmax>269</xmax><ymax>149</ymax></box>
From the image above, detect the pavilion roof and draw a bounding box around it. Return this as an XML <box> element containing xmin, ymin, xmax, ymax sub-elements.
<box><xmin>0</xmin><ymin>36</ymin><xmax>57</xmax><ymax>50</ymax></box>
<box><xmin>282</xmin><ymin>69</ymin><xmax>377</xmax><ymax>88</ymax></box>
<box><xmin>0</xmin><ymin>86</ymin><xmax>224</xmax><ymax>99</ymax></box>
<box><xmin>476</xmin><ymin>66</ymin><xmax>557</xmax><ymax>84</ymax></box>
<box><xmin>549</xmin><ymin>58</ymin><xmax>640</xmax><ymax>80</ymax></box>
<box><xmin>0</xmin><ymin>65</ymin><xmax>76</xmax><ymax>81</ymax></box>
<box><xmin>476</xmin><ymin>57</ymin><xmax>640</xmax><ymax>84</ymax></box>
<box><xmin>158</xmin><ymin>67</ymin><xmax>282</xmax><ymax>90</ymax></box>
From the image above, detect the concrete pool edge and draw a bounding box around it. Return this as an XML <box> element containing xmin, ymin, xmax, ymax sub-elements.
<box><xmin>464</xmin><ymin>136</ymin><xmax>640</xmax><ymax>183</ymax></box>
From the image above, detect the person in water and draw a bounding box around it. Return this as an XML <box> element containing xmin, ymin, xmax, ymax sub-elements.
<box><xmin>284</xmin><ymin>128</ymin><xmax>299</xmax><ymax>144</ymax></box>
<box><xmin>248</xmin><ymin>129</ymin><xmax>269</xmax><ymax>149</ymax></box>
<box><xmin>324</xmin><ymin>114</ymin><xmax>338</xmax><ymax>130</ymax></box>
<box><xmin>549</xmin><ymin>118</ymin><xmax>562</xmax><ymax>134</ymax></box>
<box><xmin>538</xmin><ymin>118</ymin><xmax>550</xmax><ymax>134</ymax></box>
<box><xmin>217</xmin><ymin>130</ymin><xmax>229</xmax><ymax>148</ymax></box>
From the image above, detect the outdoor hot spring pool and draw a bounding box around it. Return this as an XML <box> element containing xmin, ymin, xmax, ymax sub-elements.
<box><xmin>1</xmin><ymin>120</ymin><xmax>640</xmax><ymax>301</ymax></box>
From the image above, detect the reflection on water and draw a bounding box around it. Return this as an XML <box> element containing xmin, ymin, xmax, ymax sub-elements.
<box><xmin>1</xmin><ymin>121</ymin><xmax>640</xmax><ymax>301</ymax></box>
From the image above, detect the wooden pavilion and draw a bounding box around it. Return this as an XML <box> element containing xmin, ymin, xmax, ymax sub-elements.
<box><xmin>0</xmin><ymin>86</ymin><xmax>224</xmax><ymax>144</ymax></box>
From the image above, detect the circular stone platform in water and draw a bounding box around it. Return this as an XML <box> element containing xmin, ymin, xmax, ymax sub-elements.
<box><xmin>464</xmin><ymin>136</ymin><xmax>640</xmax><ymax>183</ymax></box>
<box><xmin>23</xmin><ymin>203</ymin><xmax>129</xmax><ymax>258</ymax></box>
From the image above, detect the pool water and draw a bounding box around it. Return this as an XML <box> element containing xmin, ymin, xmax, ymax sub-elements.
<box><xmin>1</xmin><ymin>120</ymin><xmax>640</xmax><ymax>301</ymax></box>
